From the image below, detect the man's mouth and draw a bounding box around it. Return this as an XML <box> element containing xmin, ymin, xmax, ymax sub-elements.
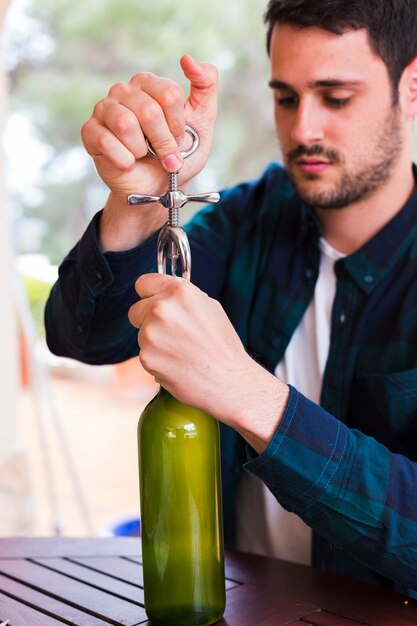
<box><xmin>287</xmin><ymin>145</ymin><xmax>340</xmax><ymax>175</ymax></box>
<box><xmin>296</xmin><ymin>158</ymin><xmax>332</xmax><ymax>174</ymax></box>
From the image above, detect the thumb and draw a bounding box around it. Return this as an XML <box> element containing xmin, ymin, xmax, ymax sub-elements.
<box><xmin>135</xmin><ymin>273</ymin><xmax>178</xmax><ymax>299</ymax></box>
<box><xmin>180</xmin><ymin>55</ymin><xmax>218</xmax><ymax>112</ymax></box>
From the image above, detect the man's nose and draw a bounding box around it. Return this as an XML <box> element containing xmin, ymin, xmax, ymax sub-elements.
<box><xmin>290</xmin><ymin>100</ymin><xmax>324</xmax><ymax>145</ymax></box>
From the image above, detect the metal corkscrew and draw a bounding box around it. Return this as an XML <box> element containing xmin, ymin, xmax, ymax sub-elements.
<box><xmin>127</xmin><ymin>125</ymin><xmax>220</xmax><ymax>281</ymax></box>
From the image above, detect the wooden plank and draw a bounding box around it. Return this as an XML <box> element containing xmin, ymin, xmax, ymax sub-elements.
<box><xmin>222</xmin><ymin>583</ymin><xmax>318</xmax><ymax>626</ymax></box>
<box><xmin>0</xmin><ymin>537</ymin><xmax>140</xmax><ymax>560</ymax></box>
<box><xmin>300</xmin><ymin>610</ymin><xmax>373</xmax><ymax>625</ymax></box>
<box><xmin>0</xmin><ymin>591</ymin><xmax>70</xmax><ymax>626</ymax></box>
<box><xmin>225</xmin><ymin>579</ymin><xmax>241</xmax><ymax>591</ymax></box>
<box><xmin>33</xmin><ymin>558</ymin><xmax>145</xmax><ymax>604</ymax></box>
<box><xmin>68</xmin><ymin>557</ymin><xmax>144</xmax><ymax>587</ymax></box>
<box><xmin>0</xmin><ymin>560</ymin><xmax>146</xmax><ymax>625</ymax></box>
<box><xmin>0</xmin><ymin>575</ymin><xmax>106</xmax><ymax>626</ymax></box>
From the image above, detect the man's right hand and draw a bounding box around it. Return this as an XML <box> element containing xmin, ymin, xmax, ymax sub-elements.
<box><xmin>81</xmin><ymin>55</ymin><xmax>218</xmax><ymax>252</ymax></box>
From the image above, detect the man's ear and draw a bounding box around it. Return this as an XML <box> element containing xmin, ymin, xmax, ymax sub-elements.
<box><xmin>400</xmin><ymin>57</ymin><xmax>417</xmax><ymax>116</ymax></box>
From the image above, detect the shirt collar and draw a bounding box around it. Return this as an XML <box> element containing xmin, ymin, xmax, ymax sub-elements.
<box><xmin>301</xmin><ymin>164</ymin><xmax>417</xmax><ymax>294</ymax></box>
<box><xmin>339</xmin><ymin>164</ymin><xmax>417</xmax><ymax>293</ymax></box>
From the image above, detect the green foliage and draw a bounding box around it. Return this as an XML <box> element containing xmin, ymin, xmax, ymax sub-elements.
<box><xmin>21</xmin><ymin>274</ymin><xmax>52</xmax><ymax>337</ymax></box>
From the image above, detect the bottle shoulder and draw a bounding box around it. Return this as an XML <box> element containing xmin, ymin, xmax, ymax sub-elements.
<box><xmin>138</xmin><ymin>389</ymin><xmax>218</xmax><ymax>437</ymax></box>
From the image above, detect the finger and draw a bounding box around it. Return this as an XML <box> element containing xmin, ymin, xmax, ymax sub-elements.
<box><xmin>137</xmin><ymin>97</ymin><xmax>183</xmax><ymax>172</ymax></box>
<box><xmin>180</xmin><ymin>55</ymin><xmax>218</xmax><ymax>115</ymax></box>
<box><xmin>81</xmin><ymin>118</ymin><xmax>136</xmax><ymax>171</ymax></box>
<box><xmin>130</xmin><ymin>73</ymin><xmax>186</xmax><ymax>146</ymax></box>
<box><xmin>93</xmin><ymin>98</ymin><xmax>148</xmax><ymax>161</ymax></box>
<box><xmin>134</xmin><ymin>273</ymin><xmax>178</xmax><ymax>299</ymax></box>
<box><xmin>97</xmin><ymin>79</ymin><xmax>184</xmax><ymax>173</ymax></box>
<box><xmin>128</xmin><ymin>299</ymin><xmax>146</xmax><ymax>329</ymax></box>
<box><xmin>124</xmin><ymin>74</ymin><xmax>184</xmax><ymax>172</ymax></box>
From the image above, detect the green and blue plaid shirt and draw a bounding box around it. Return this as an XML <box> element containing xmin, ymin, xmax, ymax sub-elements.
<box><xmin>46</xmin><ymin>163</ymin><xmax>417</xmax><ymax>596</ymax></box>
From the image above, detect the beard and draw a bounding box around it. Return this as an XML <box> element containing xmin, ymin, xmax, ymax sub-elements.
<box><xmin>284</xmin><ymin>106</ymin><xmax>403</xmax><ymax>210</ymax></box>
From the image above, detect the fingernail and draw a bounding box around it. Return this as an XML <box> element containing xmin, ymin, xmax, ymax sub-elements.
<box><xmin>175</xmin><ymin>134</ymin><xmax>186</xmax><ymax>147</ymax></box>
<box><xmin>163</xmin><ymin>154</ymin><xmax>182</xmax><ymax>172</ymax></box>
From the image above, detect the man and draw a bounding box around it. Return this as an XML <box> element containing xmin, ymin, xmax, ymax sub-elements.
<box><xmin>45</xmin><ymin>0</ymin><xmax>417</xmax><ymax>595</ymax></box>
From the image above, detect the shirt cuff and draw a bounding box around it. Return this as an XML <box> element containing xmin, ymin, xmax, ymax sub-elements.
<box><xmin>70</xmin><ymin>210</ymin><xmax>158</xmax><ymax>297</ymax></box>
<box><xmin>244</xmin><ymin>385</ymin><xmax>350</xmax><ymax>517</ymax></box>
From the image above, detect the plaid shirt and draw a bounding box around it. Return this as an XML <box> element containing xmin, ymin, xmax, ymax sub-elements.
<box><xmin>45</xmin><ymin>163</ymin><xmax>417</xmax><ymax>596</ymax></box>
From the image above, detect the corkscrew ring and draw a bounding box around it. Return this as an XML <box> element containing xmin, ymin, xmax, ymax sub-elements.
<box><xmin>127</xmin><ymin>124</ymin><xmax>219</xmax><ymax>281</ymax></box>
<box><xmin>146</xmin><ymin>124</ymin><xmax>200</xmax><ymax>160</ymax></box>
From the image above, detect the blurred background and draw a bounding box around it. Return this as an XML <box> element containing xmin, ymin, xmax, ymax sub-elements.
<box><xmin>0</xmin><ymin>0</ymin><xmax>278</xmax><ymax>537</ymax></box>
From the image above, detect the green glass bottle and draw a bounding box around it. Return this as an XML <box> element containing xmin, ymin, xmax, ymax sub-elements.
<box><xmin>138</xmin><ymin>387</ymin><xmax>225</xmax><ymax>626</ymax></box>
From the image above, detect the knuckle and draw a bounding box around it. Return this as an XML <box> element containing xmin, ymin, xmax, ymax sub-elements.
<box><xmin>81</xmin><ymin>119</ymin><xmax>93</xmax><ymax>142</ymax></box>
<box><xmin>92</xmin><ymin>98</ymin><xmax>107</xmax><ymax>118</ymax></box>
<box><xmin>138</xmin><ymin>334</ymin><xmax>160</xmax><ymax>375</ymax></box>
<box><xmin>96</xmin><ymin>132</ymin><xmax>113</xmax><ymax>154</ymax></box>
<box><xmin>127</xmin><ymin>306</ymin><xmax>137</xmax><ymax>328</ymax></box>
<box><xmin>138</xmin><ymin>349</ymin><xmax>153</xmax><ymax>374</ymax></box>
<box><xmin>130</xmin><ymin>71</ymin><xmax>156</xmax><ymax>86</ymax></box>
<box><xmin>135</xmin><ymin>275</ymin><xmax>146</xmax><ymax>294</ymax></box>
<box><xmin>143</xmin><ymin>323</ymin><xmax>159</xmax><ymax>347</ymax></box>
<box><xmin>117</xmin><ymin>158</ymin><xmax>136</xmax><ymax>173</ymax></box>
<box><xmin>150</xmin><ymin>136</ymin><xmax>175</xmax><ymax>153</ymax></box>
<box><xmin>160</xmin><ymin>84</ymin><xmax>184</xmax><ymax>109</ymax></box>
<box><xmin>165</xmin><ymin>278</ymin><xmax>186</xmax><ymax>298</ymax></box>
<box><xmin>149</xmin><ymin>299</ymin><xmax>167</xmax><ymax>320</ymax></box>
<box><xmin>108</xmin><ymin>81</ymin><xmax>129</xmax><ymax>98</ymax></box>
<box><xmin>140</xmin><ymin>100</ymin><xmax>161</xmax><ymax>125</ymax></box>
<box><xmin>112</xmin><ymin>111</ymin><xmax>136</xmax><ymax>136</ymax></box>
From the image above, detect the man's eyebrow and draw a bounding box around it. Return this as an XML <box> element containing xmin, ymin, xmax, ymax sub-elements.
<box><xmin>268</xmin><ymin>79</ymin><xmax>364</xmax><ymax>89</ymax></box>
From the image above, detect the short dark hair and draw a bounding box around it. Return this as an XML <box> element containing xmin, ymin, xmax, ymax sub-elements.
<box><xmin>264</xmin><ymin>0</ymin><xmax>417</xmax><ymax>94</ymax></box>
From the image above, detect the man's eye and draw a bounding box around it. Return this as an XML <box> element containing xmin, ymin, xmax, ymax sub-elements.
<box><xmin>276</xmin><ymin>96</ymin><xmax>298</xmax><ymax>109</ymax></box>
<box><xmin>325</xmin><ymin>96</ymin><xmax>351</xmax><ymax>108</ymax></box>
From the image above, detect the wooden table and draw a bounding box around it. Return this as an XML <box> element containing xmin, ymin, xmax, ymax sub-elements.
<box><xmin>0</xmin><ymin>537</ymin><xmax>415</xmax><ymax>625</ymax></box>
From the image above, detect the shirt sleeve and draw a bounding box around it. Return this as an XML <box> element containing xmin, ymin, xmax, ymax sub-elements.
<box><xmin>245</xmin><ymin>385</ymin><xmax>417</xmax><ymax>592</ymax></box>
<box><xmin>44</xmin><ymin>211</ymin><xmax>159</xmax><ymax>364</ymax></box>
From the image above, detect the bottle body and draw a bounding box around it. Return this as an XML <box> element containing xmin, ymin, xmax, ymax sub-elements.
<box><xmin>138</xmin><ymin>388</ymin><xmax>225</xmax><ymax>626</ymax></box>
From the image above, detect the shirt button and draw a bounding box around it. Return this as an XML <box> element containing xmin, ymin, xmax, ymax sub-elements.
<box><xmin>305</xmin><ymin>268</ymin><xmax>314</xmax><ymax>280</ymax></box>
<box><xmin>339</xmin><ymin>312</ymin><xmax>346</xmax><ymax>324</ymax></box>
<box><xmin>271</xmin><ymin>336</ymin><xmax>282</xmax><ymax>348</ymax></box>
<box><xmin>363</xmin><ymin>273</ymin><xmax>374</xmax><ymax>285</ymax></box>
<box><xmin>95</xmin><ymin>270</ymin><xmax>104</xmax><ymax>281</ymax></box>
<box><xmin>76</xmin><ymin>324</ymin><xmax>84</xmax><ymax>334</ymax></box>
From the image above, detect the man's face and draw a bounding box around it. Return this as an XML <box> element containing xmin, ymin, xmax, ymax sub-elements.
<box><xmin>269</xmin><ymin>24</ymin><xmax>405</xmax><ymax>209</ymax></box>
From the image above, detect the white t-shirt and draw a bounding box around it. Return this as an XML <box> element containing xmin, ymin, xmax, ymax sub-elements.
<box><xmin>236</xmin><ymin>238</ymin><xmax>346</xmax><ymax>564</ymax></box>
